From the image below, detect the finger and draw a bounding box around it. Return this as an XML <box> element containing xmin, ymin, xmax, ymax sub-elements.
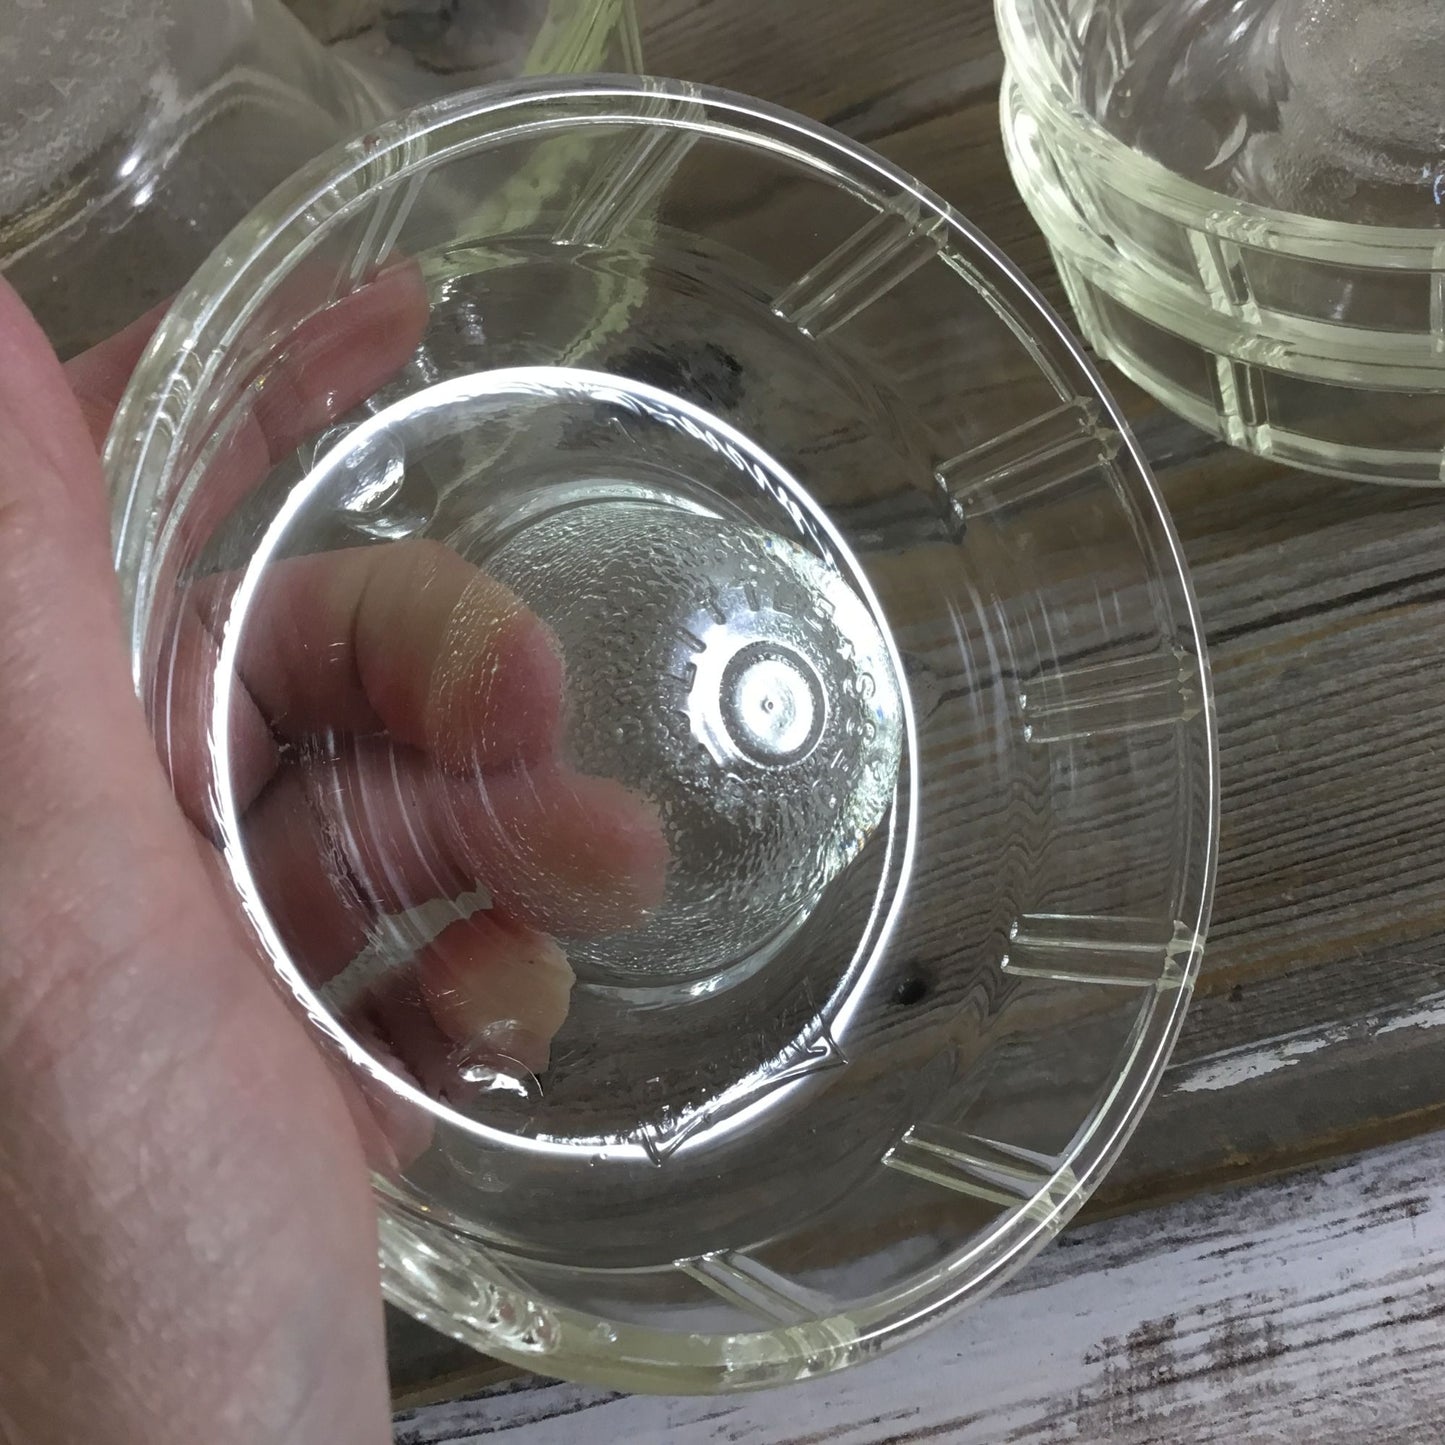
<box><xmin>358</xmin><ymin>968</ymin><xmax>469</xmax><ymax>1105</ymax></box>
<box><xmin>196</xmin><ymin>832</ymin><xmax>439</xmax><ymax>1175</ymax></box>
<box><xmin>162</xmin><ymin>534</ymin><xmax>566</xmax><ymax>832</ymax></box>
<box><xmin>238</xmin><ymin>743</ymin><xmax>668</xmax><ymax>984</ymax></box>
<box><xmin>135</xmin><ymin>263</ymin><xmax>432</xmax><ymax>568</ymax></box>
<box><xmin>188</xmin><ymin>261</ymin><xmax>431</xmax><ymax>559</ymax></box>
<box><xmin>250</xmin><ymin>261</ymin><xmax>431</xmax><ymax>463</ymax></box>
<box><xmin>416</xmin><ymin>915</ymin><xmax>575</xmax><ymax>1076</ymax></box>
<box><xmin>194</xmin><ymin>539</ymin><xmax>565</xmax><ymax>771</ymax></box>
<box><xmin>0</xmin><ymin>279</ymin><xmax>178</xmax><ymax>830</ymax></box>
<box><xmin>63</xmin><ymin>299</ymin><xmax>172</xmax><ymax>450</ymax></box>
<box><xmin>332</xmin><ymin>745</ymin><xmax>668</xmax><ymax>942</ymax></box>
<box><xmin>65</xmin><ymin>264</ymin><xmax>430</xmax><ymax>524</ymax></box>
<box><xmin>358</xmin><ymin>920</ymin><xmax>574</xmax><ymax>1109</ymax></box>
<box><xmin>238</xmin><ymin>757</ymin><xmax>397</xmax><ymax>982</ymax></box>
<box><xmin>127</xmin><ymin>265</ymin><xmax>437</xmax><ymax>816</ymax></box>
<box><xmin>336</xmin><ymin>1029</ymin><xmax>438</xmax><ymax>1178</ymax></box>
<box><xmin>158</xmin><ymin>599</ymin><xmax>280</xmax><ymax>830</ymax></box>
<box><xmin>458</xmin><ymin>761</ymin><xmax>670</xmax><ymax>938</ymax></box>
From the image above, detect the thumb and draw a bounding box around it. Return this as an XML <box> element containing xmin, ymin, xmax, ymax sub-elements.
<box><xmin>0</xmin><ymin>278</ymin><xmax>182</xmax><ymax>850</ymax></box>
<box><xmin>0</xmin><ymin>279</ymin><xmax>396</xmax><ymax>1445</ymax></box>
<box><xmin>0</xmin><ymin>279</ymin><xmax>119</xmax><ymax>530</ymax></box>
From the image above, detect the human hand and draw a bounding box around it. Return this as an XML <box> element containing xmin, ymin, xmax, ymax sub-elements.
<box><xmin>0</xmin><ymin>270</ymin><xmax>664</xmax><ymax>1443</ymax></box>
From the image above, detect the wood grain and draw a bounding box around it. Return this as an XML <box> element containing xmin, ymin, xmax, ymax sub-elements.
<box><xmin>393</xmin><ymin>1129</ymin><xmax>1445</xmax><ymax>1442</ymax></box>
<box><xmin>641</xmin><ymin>0</ymin><xmax>1001</xmax><ymax>136</ymax></box>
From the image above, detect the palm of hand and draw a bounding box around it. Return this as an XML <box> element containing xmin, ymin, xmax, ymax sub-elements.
<box><xmin>0</xmin><ymin>272</ymin><xmax>664</xmax><ymax>1443</ymax></box>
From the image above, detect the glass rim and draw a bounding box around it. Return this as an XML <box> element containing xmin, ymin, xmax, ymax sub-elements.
<box><xmin>104</xmin><ymin>74</ymin><xmax>1219</xmax><ymax>1389</ymax></box>
<box><xmin>1001</xmin><ymin>78</ymin><xmax>1445</xmax><ymax>389</ymax></box>
<box><xmin>996</xmin><ymin>0</ymin><xmax>1445</xmax><ymax>264</ymax></box>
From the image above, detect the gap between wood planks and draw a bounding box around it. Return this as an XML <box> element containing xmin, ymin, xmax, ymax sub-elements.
<box><xmin>393</xmin><ymin>1127</ymin><xmax>1445</xmax><ymax>1444</ymax></box>
<box><xmin>1171</xmin><ymin>992</ymin><xmax>1445</xmax><ymax>1097</ymax></box>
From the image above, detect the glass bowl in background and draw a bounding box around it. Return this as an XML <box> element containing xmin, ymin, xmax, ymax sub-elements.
<box><xmin>106</xmin><ymin>78</ymin><xmax>1217</xmax><ymax>1392</ymax></box>
<box><xmin>0</xmin><ymin>0</ymin><xmax>634</xmax><ymax>357</ymax></box>
<box><xmin>999</xmin><ymin>0</ymin><xmax>1445</xmax><ymax>486</ymax></box>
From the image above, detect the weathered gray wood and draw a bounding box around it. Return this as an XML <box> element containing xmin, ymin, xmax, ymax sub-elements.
<box><xmin>392</xmin><ymin>1129</ymin><xmax>1445</xmax><ymax>1442</ymax></box>
<box><xmin>284</xmin><ymin>0</ymin><xmax>383</xmax><ymax>43</ymax></box>
<box><xmin>643</xmin><ymin>0</ymin><xmax>1001</xmax><ymax>135</ymax></box>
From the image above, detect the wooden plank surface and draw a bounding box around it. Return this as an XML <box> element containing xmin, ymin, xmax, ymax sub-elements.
<box><xmin>286</xmin><ymin>0</ymin><xmax>1445</xmax><ymax>1419</ymax></box>
<box><xmin>392</xmin><ymin>1128</ymin><xmax>1445</xmax><ymax>1442</ymax></box>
